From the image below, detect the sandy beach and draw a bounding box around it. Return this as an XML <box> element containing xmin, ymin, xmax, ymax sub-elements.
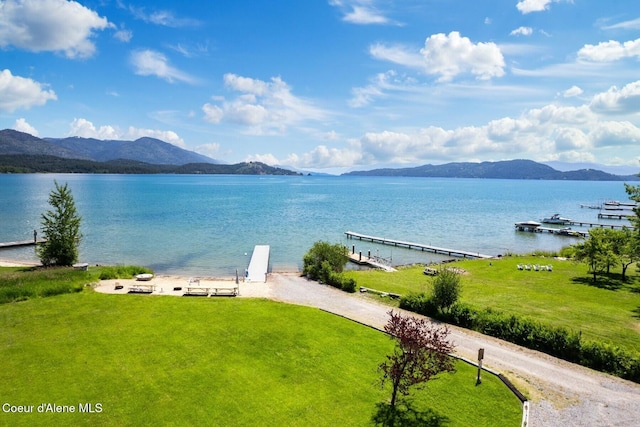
<box><xmin>0</xmin><ymin>259</ymin><xmax>40</xmax><ymax>267</ymax></box>
<box><xmin>95</xmin><ymin>275</ymin><xmax>274</xmax><ymax>298</ymax></box>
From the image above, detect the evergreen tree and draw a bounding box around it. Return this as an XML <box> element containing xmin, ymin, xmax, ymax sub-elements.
<box><xmin>37</xmin><ymin>181</ymin><xmax>83</xmax><ymax>266</ymax></box>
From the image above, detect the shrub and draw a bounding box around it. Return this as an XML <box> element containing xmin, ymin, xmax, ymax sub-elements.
<box><xmin>431</xmin><ymin>268</ymin><xmax>461</xmax><ymax>313</ymax></box>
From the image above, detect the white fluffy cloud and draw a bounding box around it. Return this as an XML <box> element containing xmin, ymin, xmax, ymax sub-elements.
<box><xmin>13</xmin><ymin>118</ymin><xmax>38</xmax><ymax>136</ymax></box>
<box><xmin>516</xmin><ymin>0</ymin><xmax>562</xmax><ymax>14</ymax></box>
<box><xmin>371</xmin><ymin>32</ymin><xmax>505</xmax><ymax>82</ymax></box>
<box><xmin>67</xmin><ymin>118</ymin><xmax>185</xmax><ymax>147</ymax></box>
<box><xmin>266</xmin><ymin>80</ymin><xmax>640</xmax><ymax>169</ymax></box>
<box><xmin>562</xmin><ymin>85</ymin><xmax>583</xmax><ymax>98</ymax></box>
<box><xmin>202</xmin><ymin>74</ymin><xmax>327</xmax><ymax>135</ymax></box>
<box><xmin>0</xmin><ymin>0</ymin><xmax>112</xmax><ymax>58</ymax></box>
<box><xmin>510</xmin><ymin>26</ymin><xmax>533</xmax><ymax>36</ymax></box>
<box><xmin>590</xmin><ymin>81</ymin><xmax>640</xmax><ymax>115</ymax></box>
<box><xmin>420</xmin><ymin>32</ymin><xmax>505</xmax><ymax>81</ymax></box>
<box><xmin>578</xmin><ymin>38</ymin><xmax>640</xmax><ymax>62</ymax></box>
<box><xmin>130</xmin><ymin>49</ymin><xmax>198</xmax><ymax>84</ymax></box>
<box><xmin>0</xmin><ymin>69</ymin><xmax>57</xmax><ymax>112</ymax></box>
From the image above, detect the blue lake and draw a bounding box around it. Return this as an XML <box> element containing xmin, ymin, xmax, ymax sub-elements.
<box><xmin>0</xmin><ymin>174</ymin><xmax>633</xmax><ymax>276</ymax></box>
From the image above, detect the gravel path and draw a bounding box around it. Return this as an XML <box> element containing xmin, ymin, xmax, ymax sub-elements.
<box><xmin>266</xmin><ymin>273</ymin><xmax>640</xmax><ymax>427</ymax></box>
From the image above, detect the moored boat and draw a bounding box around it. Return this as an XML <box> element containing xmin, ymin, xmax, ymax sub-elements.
<box><xmin>541</xmin><ymin>214</ymin><xmax>571</xmax><ymax>224</ymax></box>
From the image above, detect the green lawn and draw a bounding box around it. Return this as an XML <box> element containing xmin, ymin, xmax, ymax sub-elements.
<box><xmin>344</xmin><ymin>256</ymin><xmax>640</xmax><ymax>354</ymax></box>
<box><xmin>0</xmin><ymin>290</ymin><xmax>522</xmax><ymax>426</ymax></box>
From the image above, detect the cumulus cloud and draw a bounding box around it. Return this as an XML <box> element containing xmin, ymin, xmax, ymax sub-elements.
<box><xmin>371</xmin><ymin>32</ymin><xmax>505</xmax><ymax>82</ymax></box>
<box><xmin>578</xmin><ymin>38</ymin><xmax>640</xmax><ymax>62</ymax></box>
<box><xmin>562</xmin><ymin>85</ymin><xmax>583</xmax><ymax>98</ymax></box>
<box><xmin>516</xmin><ymin>0</ymin><xmax>564</xmax><ymax>14</ymax></box>
<box><xmin>0</xmin><ymin>69</ymin><xmax>57</xmax><ymax>112</ymax></box>
<box><xmin>130</xmin><ymin>49</ymin><xmax>198</xmax><ymax>84</ymax></box>
<box><xmin>329</xmin><ymin>0</ymin><xmax>392</xmax><ymax>25</ymax></box>
<box><xmin>67</xmin><ymin>118</ymin><xmax>185</xmax><ymax>146</ymax></box>
<box><xmin>272</xmin><ymin>81</ymin><xmax>640</xmax><ymax>170</ymax></box>
<box><xmin>0</xmin><ymin>0</ymin><xmax>112</xmax><ymax>58</ymax></box>
<box><xmin>589</xmin><ymin>81</ymin><xmax>640</xmax><ymax>114</ymax></box>
<box><xmin>13</xmin><ymin>118</ymin><xmax>39</xmax><ymax>136</ymax></box>
<box><xmin>589</xmin><ymin>121</ymin><xmax>640</xmax><ymax>147</ymax></box>
<box><xmin>420</xmin><ymin>32</ymin><xmax>505</xmax><ymax>81</ymax></box>
<box><xmin>202</xmin><ymin>74</ymin><xmax>327</xmax><ymax>135</ymax></box>
<box><xmin>510</xmin><ymin>26</ymin><xmax>533</xmax><ymax>36</ymax></box>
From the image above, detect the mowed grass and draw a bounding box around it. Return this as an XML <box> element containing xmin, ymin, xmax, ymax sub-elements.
<box><xmin>344</xmin><ymin>256</ymin><xmax>640</xmax><ymax>354</ymax></box>
<box><xmin>0</xmin><ymin>291</ymin><xmax>522</xmax><ymax>426</ymax></box>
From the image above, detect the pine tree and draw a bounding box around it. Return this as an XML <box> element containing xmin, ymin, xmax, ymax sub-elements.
<box><xmin>37</xmin><ymin>181</ymin><xmax>83</xmax><ymax>266</ymax></box>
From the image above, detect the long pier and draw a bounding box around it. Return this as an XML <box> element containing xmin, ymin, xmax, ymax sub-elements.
<box><xmin>566</xmin><ymin>220</ymin><xmax>629</xmax><ymax>230</ymax></box>
<box><xmin>345</xmin><ymin>231</ymin><xmax>493</xmax><ymax>259</ymax></box>
<box><xmin>0</xmin><ymin>239</ymin><xmax>46</xmax><ymax>249</ymax></box>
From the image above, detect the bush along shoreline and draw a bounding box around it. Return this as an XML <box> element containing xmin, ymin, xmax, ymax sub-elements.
<box><xmin>399</xmin><ymin>292</ymin><xmax>640</xmax><ymax>383</ymax></box>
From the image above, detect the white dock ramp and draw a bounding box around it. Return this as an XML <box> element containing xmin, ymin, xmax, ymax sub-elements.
<box><xmin>246</xmin><ymin>245</ymin><xmax>270</xmax><ymax>282</ymax></box>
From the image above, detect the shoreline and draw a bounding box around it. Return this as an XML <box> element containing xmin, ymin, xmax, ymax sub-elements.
<box><xmin>0</xmin><ymin>258</ymin><xmax>40</xmax><ymax>267</ymax></box>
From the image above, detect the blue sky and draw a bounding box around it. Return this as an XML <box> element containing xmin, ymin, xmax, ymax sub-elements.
<box><xmin>1</xmin><ymin>0</ymin><xmax>639</xmax><ymax>173</ymax></box>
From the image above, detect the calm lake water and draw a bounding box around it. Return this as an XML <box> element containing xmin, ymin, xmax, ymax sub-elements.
<box><xmin>0</xmin><ymin>174</ymin><xmax>633</xmax><ymax>276</ymax></box>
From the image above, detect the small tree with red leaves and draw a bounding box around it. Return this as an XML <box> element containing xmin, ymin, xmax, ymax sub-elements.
<box><xmin>379</xmin><ymin>310</ymin><xmax>455</xmax><ymax>409</ymax></box>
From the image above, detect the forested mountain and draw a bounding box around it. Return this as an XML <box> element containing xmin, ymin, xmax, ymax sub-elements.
<box><xmin>0</xmin><ymin>154</ymin><xmax>300</xmax><ymax>175</ymax></box>
<box><xmin>343</xmin><ymin>159</ymin><xmax>640</xmax><ymax>181</ymax></box>
<box><xmin>0</xmin><ymin>129</ymin><xmax>217</xmax><ymax>165</ymax></box>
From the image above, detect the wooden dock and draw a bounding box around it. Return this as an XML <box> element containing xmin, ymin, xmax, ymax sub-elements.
<box><xmin>597</xmin><ymin>212</ymin><xmax>633</xmax><ymax>221</ymax></box>
<box><xmin>0</xmin><ymin>239</ymin><xmax>46</xmax><ymax>249</ymax></box>
<box><xmin>245</xmin><ymin>245</ymin><xmax>270</xmax><ymax>283</ymax></box>
<box><xmin>345</xmin><ymin>231</ymin><xmax>493</xmax><ymax>259</ymax></box>
<box><xmin>565</xmin><ymin>220</ymin><xmax>629</xmax><ymax>230</ymax></box>
<box><xmin>347</xmin><ymin>250</ymin><xmax>397</xmax><ymax>272</ymax></box>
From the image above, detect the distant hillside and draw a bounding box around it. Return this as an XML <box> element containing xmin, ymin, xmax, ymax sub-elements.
<box><xmin>343</xmin><ymin>159</ymin><xmax>640</xmax><ymax>181</ymax></box>
<box><xmin>0</xmin><ymin>129</ymin><xmax>85</xmax><ymax>159</ymax></box>
<box><xmin>0</xmin><ymin>154</ymin><xmax>301</xmax><ymax>175</ymax></box>
<box><xmin>0</xmin><ymin>129</ymin><xmax>218</xmax><ymax>165</ymax></box>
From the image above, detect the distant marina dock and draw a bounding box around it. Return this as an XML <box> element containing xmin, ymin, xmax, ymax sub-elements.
<box><xmin>345</xmin><ymin>231</ymin><xmax>493</xmax><ymax>259</ymax></box>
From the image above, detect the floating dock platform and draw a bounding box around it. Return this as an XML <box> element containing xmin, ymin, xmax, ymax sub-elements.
<box><xmin>245</xmin><ymin>245</ymin><xmax>270</xmax><ymax>282</ymax></box>
<box><xmin>347</xmin><ymin>250</ymin><xmax>397</xmax><ymax>272</ymax></box>
<box><xmin>345</xmin><ymin>231</ymin><xmax>493</xmax><ymax>259</ymax></box>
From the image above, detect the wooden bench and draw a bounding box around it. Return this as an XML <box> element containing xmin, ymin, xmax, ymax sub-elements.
<box><xmin>183</xmin><ymin>285</ymin><xmax>239</xmax><ymax>297</ymax></box>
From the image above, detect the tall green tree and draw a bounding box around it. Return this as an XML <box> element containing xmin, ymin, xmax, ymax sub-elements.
<box><xmin>624</xmin><ymin>183</ymin><xmax>640</xmax><ymax>277</ymax></box>
<box><xmin>572</xmin><ymin>228</ymin><xmax>611</xmax><ymax>284</ymax></box>
<box><xmin>37</xmin><ymin>181</ymin><xmax>83</xmax><ymax>266</ymax></box>
<box><xmin>606</xmin><ymin>227</ymin><xmax>638</xmax><ymax>280</ymax></box>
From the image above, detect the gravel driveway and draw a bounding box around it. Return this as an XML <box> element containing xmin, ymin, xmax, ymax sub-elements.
<box><xmin>267</xmin><ymin>273</ymin><xmax>640</xmax><ymax>427</ymax></box>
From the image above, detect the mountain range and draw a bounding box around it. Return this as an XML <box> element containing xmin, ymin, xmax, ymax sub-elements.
<box><xmin>343</xmin><ymin>159</ymin><xmax>640</xmax><ymax>181</ymax></box>
<box><xmin>1</xmin><ymin>129</ymin><xmax>638</xmax><ymax>180</ymax></box>
<box><xmin>0</xmin><ymin>129</ymin><xmax>215</xmax><ymax>165</ymax></box>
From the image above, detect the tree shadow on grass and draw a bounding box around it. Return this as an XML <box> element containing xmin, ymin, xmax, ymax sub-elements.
<box><xmin>372</xmin><ymin>401</ymin><xmax>449</xmax><ymax>427</ymax></box>
<box><xmin>633</xmin><ymin>306</ymin><xmax>640</xmax><ymax>320</ymax></box>
<box><xmin>571</xmin><ymin>274</ymin><xmax>626</xmax><ymax>291</ymax></box>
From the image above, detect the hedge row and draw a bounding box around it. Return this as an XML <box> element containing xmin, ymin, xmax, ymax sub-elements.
<box><xmin>317</xmin><ymin>261</ymin><xmax>357</xmax><ymax>293</ymax></box>
<box><xmin>399</xmin><ymin>292</ymin><xmax>640</xmax><ymax>383</ymax></box>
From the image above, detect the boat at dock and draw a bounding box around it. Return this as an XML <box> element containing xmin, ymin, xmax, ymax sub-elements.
<box><xmin>541</xmin><ymin>214</ymin><xmax>571</xmax><ymax>225</ymax></box>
